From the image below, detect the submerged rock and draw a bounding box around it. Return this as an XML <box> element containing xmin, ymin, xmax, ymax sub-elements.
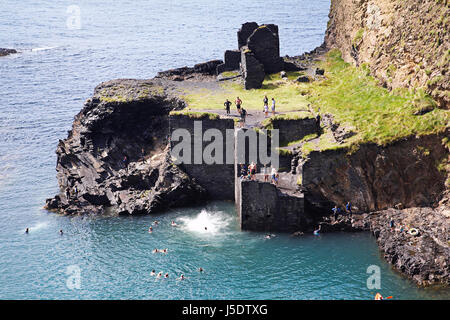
<box><xmin>0</xmin><ymin>48</ymin><xmax>17</xmax><ymax>56</ymax></box>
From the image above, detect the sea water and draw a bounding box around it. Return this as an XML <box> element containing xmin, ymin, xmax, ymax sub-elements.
<box><xmin>0</xmin><ymin>0</ymin><xmax>448</xmax><ymax>299</ymax></box>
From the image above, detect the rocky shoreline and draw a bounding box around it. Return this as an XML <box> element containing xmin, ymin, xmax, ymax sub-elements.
<box><xmin>44</xmin><ymin>19</ymin><xmax>449</xmax><ymax>287</ymax></box>
<box><xmin>315</xmin><ymin>204</ymin><xmax>449</xmax><ymax>287</ymax></box>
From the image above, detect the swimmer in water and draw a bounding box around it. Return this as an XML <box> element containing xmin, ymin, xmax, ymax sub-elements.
<box><xmin>153</xmin><ymin>249</ymin><xmax>159</xmax><ymax>253</ymax></box>
<box><xmin>313</xmin><ymin>225</ymin><xmax>321</xmax><ymax>235</ymax></box>
<box><xmin>164</xmin><ymin>273</ymin><xmax>169</xmax><ymax>278</ymax></box>
<box><xmin>59</xmin><ymin>229</ymin><xmax>63</xmax><ymax>235</ymax></box>
<box><xmin>264</xmin><ymin>234</ymin><xmax>271</xmax><ymax>239</ymax></box>
<box><xmin>153</xmin><ymin>221</ymin><xmax>159</xmax><ymax>225</ymax></box>
<box><xmin>25</xmin><ymin>228</ymin><xmax>29</xmax><ymax>234</ymax></box>
<box><xmin>204</xmin><ymin>227</ymin><xmax>208</xmax><ymax>231</ymax></box>
<box><xmin>157</xmin><ymin>272</ymin><xmax>163</xmax><ymax>278</ymax></box>
<box><xmin>162</xmin><ymin>249</ymin><xmax>168</xmax><ymax>254</ymax></box>
<box><xmin>148</xmin><ymin>226</ymin><xmax>153</xmax><ymax>233</ymax></box>
<box><xmin>171</xmin><ymin>220</ymin><xmax>177</xmax><ymax>227</ymax></box>
<box><xmin>177</xmin><ymin>274</ymin><xmax>185</xmax><ymax>280</ymax></box>
<box><xmin>150</xmin><ymin>270</ymin><xmax>156</xmax><ymax>276</ymax></box>
<box><xmin>198</xmin><ymin>267</ymin><xmax>204</xmax><ymax>272</ymax></box>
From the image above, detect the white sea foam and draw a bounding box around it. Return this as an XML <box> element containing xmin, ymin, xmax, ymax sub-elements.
<box><xmin>31</xmin><ymin>46</ymin><xmax>58</xmax><ymax>52</ymax></box>
<box><xmin>178</xmin><ymin>209</ymin><xmax>232</xmax><ymax>235</ymax></box>
<box><xmin>24</xmin><ymin>221</ymin><xmax>50</xmax><ymax>233</ymax></box>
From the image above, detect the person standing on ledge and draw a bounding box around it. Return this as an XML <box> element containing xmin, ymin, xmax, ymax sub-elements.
<box><xmin>271</xmin><ymin>98</ymin><xmax>276</xmax><ymax>116</ymax></box>
<box><xmin>141</xmin><ymin>148</ymin><xmax>146</xmax><ymax>163</ymax></box>
<box><xmin>240</xmin><ymin>108</ymin><xmax>247</xmax><ymax>127</ymax></box>
<box><xmin>235</xmin><ymin>97</ymin><xmax>242</xmax><ymax>114</ymax></box>
<box><xmin>224</xmin><ymin>99</ymin><xmax>232</xmax><ymax>115</ymax></box>
<box><xmin>263</xmin><ymin>95</ymin><xmax>269</xmax><ymax>117</ymax></box>
<box><xmin>332</xmin><ymin>205</ymin><xmax>339</xmax><ymax>220</ymax></box>
<box><xmin>346</xmin><ymin>201</ymin><xmax>352</xmax><ymax>216</ymax></box>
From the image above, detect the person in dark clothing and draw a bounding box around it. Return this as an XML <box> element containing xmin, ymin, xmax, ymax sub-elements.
<box><xmin>65</xmin><ymin>187</ymin><xmax>70</xmax><ymax>200</ymax></box>
<box><xmin>346</xmin><ymin>201</ymin><xmax>352</xmax><ymax>216</ymax></box>
<box><xmin>390</xmin><ymin>219</ymin><xmax>395</xmax><ymax>229</ymax></box>
<box><xmin>315</xmin><ymin>113</ymin><xmax>321</xmax><ymax>133</ymax></box>
<box><xmin>332</xmin><ymin>205</ymin><xmax>339</xmax><ymax>220</ymax></box>
<box><xmin>122</xmin><ymin>155</ymin><xmax>129</xmax><ymax>172</ymax></box>
<box><xmin>141</xmin><ymin>148</ymin><xmax>146</xmax><ymax>163</ymax></box>
<box><xmin>224</xmin><ymin>99</ymin><xmax>232</xmax><ymax>115</ymax></box>
<box><xmin>240</xmin><ymin>108</ymin><xmax>247</xmax><ymax>127</ymax></box>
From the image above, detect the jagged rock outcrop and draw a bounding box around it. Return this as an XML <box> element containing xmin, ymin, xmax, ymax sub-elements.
<box><xmin>0</xmin><ymin>48</ymin><xmax>17</xmax><ymax>56</ymax></box>
<box><xmin>45</xmin><ymin>79</ymin><xmax>207</xmax><ymax>215</ymax></box>
<box><xmin>156</xmin><ymin>60</ymin><xmax>223</xmax><ymax>80</ymax></box>
<box><xmin>312</xmin><ymin>206</ymin><xmax>449</xmax><ymax>286</ymax></box>
<box><xmin>325</xmin><ymin>0</ymin><xmax>449</xmax><ymax>108</ymax></box>
<box><xmin>370</xmin><ymin>207</ymin><xmax>449</xmax><ymax>286</ymax></box>
<box><xmin>302</xmin><ymin>133</ymin><xmax>449</xmax><ymax>213</ymax></box>
<box><xmin>241</xmin><ymin>48</ymin><xmax>265</xmax><ymax>89</ymax></box>
<box><xmin>247</xmin><ymin>24</ymin><xmax>284</xmax><ymax>74</ymax></box>
<box><xmin>216</xmin><ymin>50</ymin><xmax>241</xmax><ymax>74</ymax></box>
<box><xmin>237</xmin><ymin>22</ymin><xmax>260</xmax><ymax>49</ymax></box>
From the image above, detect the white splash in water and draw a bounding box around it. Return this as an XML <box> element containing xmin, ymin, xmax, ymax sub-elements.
<box><xmin>22</xmin><ymin>221</ymin><xmax>49</xmax><ymax>233</ymax></box>
<box><xmin>31</xmin><ymin>46</ymin><xmax>58</xmax><ymax>52</ymax></box>
<box><xmin>178</xmin><ymin>209</ymin><xmax>232</xmax><ymax>235</ymax></box>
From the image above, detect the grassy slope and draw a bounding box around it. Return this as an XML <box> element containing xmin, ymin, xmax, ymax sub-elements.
<box><xmin>301</xmin><ymin>49</ymin><xmax>449</xmax><ymax>154</ymax></box>
<box><xmin>184</xmin><ymin>71</ymin><xmax>311</xmax><ymax>112</ymax></box>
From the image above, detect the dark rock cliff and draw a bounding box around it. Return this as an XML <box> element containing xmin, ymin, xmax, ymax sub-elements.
<box><xmin>302</xmin><ymin>133</ymin><xmax>449</xmax><ymax>213</ymax></box>
<box><xmin>45</xmin><ymin>79</ymin><xmax>207</xmax><ymax>215</ymax></box>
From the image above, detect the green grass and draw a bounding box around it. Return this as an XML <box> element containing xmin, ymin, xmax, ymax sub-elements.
<box><xmin>299</xmin><ymin>49</ymin><xmax>449</xmax><ymax>154</ymax></box>
<box><xmin>169</xmin><ymin>110</ymin><xmax>220</xmax><ymax>120</ymax></box>
<box><xmin>261</xmin><ymin>111</ymin><xmax>314</xmax><ymax>128</ymax></box>
<box><xmin>220</xmin><ymin>71</ymin><xmax>240</xmax><ymax>78</ymax></box>
<box><xmin>184</xmin><ymin>72</ymin><xmax>310</xmax><ymax>112</ymax></box>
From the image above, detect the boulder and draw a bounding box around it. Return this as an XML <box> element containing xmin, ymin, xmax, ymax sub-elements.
<box><xmin>237</xmin><ymin>22</ymin><xmax>259</xmax><ymax>49</ymax></box>
<box><xmin>247</xmin><ymin>25</ymin><xmax>284</xmax><ymax>74</ymax></box>
<box><xmin>216</xmin><ymin>50</ymin><xmax>241</xmax><ymax>75</ymax></box>
<box><xmin>316</xmin><ymin>68</ymin><xmax>325</xmax><ymax>75</ymax></box>
<box><xmin>296</xmin><ymin>75</ymin><xmax>310</xmax><ymax>82</ymax></box>
<box><xmin>0</xmin><ymin>48</ymin><xmax>17</xmax><ymax>57</ymax></box>
<box><xmin>241</xmin><ymin>48</ymin><xmax>265</xmax><ymax>90</ymax></box>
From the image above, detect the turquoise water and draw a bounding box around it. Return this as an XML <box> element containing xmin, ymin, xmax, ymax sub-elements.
<box><xmin>1</xmin><ymin>202</ymin><xmax>448</xmax><ymax>299</ymax></box>
<box><xmin>0</xmin><ymin>0</ymin><xmax>448</xmax><ymax>299</ymax></box>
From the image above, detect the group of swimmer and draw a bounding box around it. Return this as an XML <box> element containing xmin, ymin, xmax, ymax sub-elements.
<box><xmin>25</xmin><ymin>227</ymin><xmax>63</xmax><ymax>235</ymax></box>
<box><xmin>223</xmin><ymin>95</ymin><xmax>277</xmax><ymax>128</ymax></box>
<box><xmin>148</xmin><ymin>219</ymin><xmax>207</xmax><ymax>281</ymax></box>
<box><xmin>150</xmin><ymin>267</ymin><xmax>204</xmax><ymax>281</ymax></box>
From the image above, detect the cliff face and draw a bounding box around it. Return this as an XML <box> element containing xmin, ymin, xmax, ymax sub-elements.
<box><xmin>302</xmin><ymin>133</ymin><xmax>449</xmax><ymax>212</ymax></box>
<box><xmin>45</xmin><ymin>79</ymin><xmax>207</xmax><ymax>215</ymax></box>
<box><xmin>325</xmin><ymin>0</ymin><xmax>449</xmax><ymax>108</ymax></box>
